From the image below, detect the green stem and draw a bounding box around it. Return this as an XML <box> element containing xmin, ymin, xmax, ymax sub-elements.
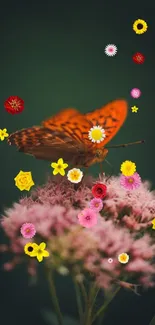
<box><xmin>92</xmin><ymin>286</ymin><xmax>120</xmax><ymax>323</ymax></box>
<box><xmin>85</xmin><ymin>283</ymin><xmax>97</xmax><ymax>325</ymax></box>
<box><xmin>73</xmin><ymin>278</ymin><xmax>83</xmax><ymax>325</ymax></box>
<box><xmin>46</xmin><ymin>267</ymin><xmax>63</xmax><ymax>325</ymax></box>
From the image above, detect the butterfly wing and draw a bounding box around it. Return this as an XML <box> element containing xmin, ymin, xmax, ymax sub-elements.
<box><xmin>7</xmin><ymin>126</ymin><xmax>86</xmax><ymax>163</ymax></box>
<box><xmin>42</xmin><ymin>108</ymin><xmax>92</xmax><ymax>145</ymax></box>
<box><xmin>84</xmin><ymin>99</ymin><xmax>128</xmax><ymax>148</ymax></box>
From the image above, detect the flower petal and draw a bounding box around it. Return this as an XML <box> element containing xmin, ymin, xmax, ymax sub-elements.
<box><xmin>58</xmin><ymin>158</ymin><xmax>63</xmax><ymax>165</ymax></box>
<box><xmin>53</xmin><ymin>169</ymin><xmax>58</xmax><ymax>175</ymax></box>
<box><xmin>51</xmin><ymin>163</ymin><xmax>57</xmax><ymax>168</ymax></box>
<box><xmin>43</xmin><ymin>250</ymin><xmax>49</xmax><ymax>257</ymax></box>
<box><xmin>39</xmin><ymin>242</ymin><xmax>46</xmax><ymax>250</ymax></box>
<box><xmin>59</xmin><ymin>169</ymin><xmax>65</xmax><ymax>176</ymax></box>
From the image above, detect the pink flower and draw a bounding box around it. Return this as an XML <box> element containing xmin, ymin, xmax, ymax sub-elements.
<box><xmin>20</xmin><ymin>223</ymin><xmax>36</xmax><ymax>238</ymax></box>
<box><xmin>130</xmin><ymin>88</ymin><xmax>141</xmax><ymax>99</ymax></box>
<box><xmin>89</xmin><ymin>198</ymin><xmax>103</xmax><ymax>212</ymax></box>
<box><xmin>120</xmin><ymin>172</ymin><xmax>141</xmax><ymax>190</ymax></box>
<box><xmin>78</xmin><ymin>208</ymin><xmax>98</xmax><ymax>228</ymax></box>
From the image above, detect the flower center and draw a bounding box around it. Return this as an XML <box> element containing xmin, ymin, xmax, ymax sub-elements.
<box><xmin>26</xmin><ymin>228</ymin><xmax>30</xmax><ymax>232</ymax></box>
<box><xmin>137</xmin><ymin>23</ymin><xmax>143</xmax><ymax>29</ymax></box>
<box><xmin>91</xmin><ymin>129</ymin><xmax>103</xmax><ymax>141</ymax></box>
<box><xmin>28</xmin><ymin>246</ymin><xmax>33</xmax><ymax>252</ymax></box>
<box><xmin>9</xmin><ymin>100</ymin><xmax>19</xmax><ymax>110</ymax></box>
<box><xmin>57</xmin><ymin>165</ymin><xmax>62</xmax><ymax>169</ymax></box>
<box><xmin>97</xmin><ymin>188</ymin><xmax>102</xmax><ymax>194</ymax></box>
<box><xmin>85</xmin><ymin>215</ymin><xmax>91</xmax><ymax>221</ymax></box>
<box><xmin>128</xmin><ymin>178</ymin><xmax>134</xmax><ymax>183</ymax></box>
<box><xmin>95</xmin><ymin>203</ymin><xmax>99</xmax><ymax>207</ymax></box>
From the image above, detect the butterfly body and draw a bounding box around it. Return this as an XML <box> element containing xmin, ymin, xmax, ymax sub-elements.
<box><xmin>7</xmin><ymin>100</ymin><xmax>128</xmax><ymax>167</ymax></box>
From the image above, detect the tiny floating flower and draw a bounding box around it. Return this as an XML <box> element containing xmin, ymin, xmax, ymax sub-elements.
<box><xmin>131</xmin><ymin>105</ymin><xmax>139</xmax><ymax>113</ymax></box>
<box><xmin>0</xmin><ymin>128</ymin><xmax>9</xmax><ymax>141</ymax></box>
<box><xmin>151</xmin><ymin>218</ymin><xmax>155</xmax><ymax>229</ymax></box>
<box><xmin>14</xmin><ymin>170</ymin><xmax>34</xmax><ymax>191</ymax></box>
<box><xmin>108</xmin><ymin>258</ymin><xmax>113</xmax><ymax>263</ymax></box>
<box><xmin>132</xmin><ymin>52</ymin><xmax>145</xmax><ymax>64</ymax></box>
<box><xmin>88</xmin><ymin>125</ymin><xmax>106</xmax><ymax>143</ymax></box>
<box><xmin>24</xmin><ymin>243</ymin><xmax>38</xmax><ymax>257</ymax></box>
<box><xmin>67</xmin><ymin>168</ymin><xmax>83</xmax><ymax>183</ymax></box>
<box><xmin>133</xmin><ymin>19</ymin><xmax>148</xmax><ymax>35</ymax></box>
<box><xmin>120</xmin><ymin>160</ymin><xmax>136</xmax><ymax>176</ymax></box>
<box><xmin>30</xmin><ymin>242</ymin><xmax>49</xmax><ymax>262</ymax></box>
<box><xmin>118</xmin><ymin>253</ymin><xmax>129</xmax><ymax>264</ymax></box>
<box><xmin>78</xmin><ymin>208</ymin><xmax>98</xmax><ymax>228</ymax></box>
<box><xmin>92</xmin><ymin>183</ymin><xmax>107</xmax><ymax>199</ymax></box>
<box><xmin>130</xmin><ymin>88</ymin><xmax>141</xmax><ymax>99</ymax></box>
<box><xmin>20</xmin><ymin>223</ymin><xmax>36</xmax><ymax>239</ymax></box>
<box><xmin>89</xmin><ymin>197</ymin><xmax>103</xmax><ymax>212</ymax></box>
<box><xmin>51</xmin><ymin>158</ymin><xmax>68</xmax><ymax>176</ymax></box>
<box><xmin>104</xmin><ymin>44</ymin><xmax>117</xmax><ymax>56</ymax></box>
<box><xmin>4</xmin><ymin>96</ymin><xmax>24</xmax><ymax>114</ymax></box>
<box><xmin>120</xmin><ymin>172</ymin><xmax>141</xmax><ymax>190</ymax></box>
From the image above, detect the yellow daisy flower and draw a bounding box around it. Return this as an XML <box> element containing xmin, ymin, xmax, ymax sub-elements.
<box><xmin>24</xmin><ymin>242</ymin><xmax>38</xmax><ymax>256</ymax></box>
<box><xmin>131</xmin><ymin>105</ymin><xmax>139</xmax><ymax>113</ymax></box>
<box><xmin>30</xmin><ymin>242</ymin><xmax>49</xmax><ymax>262</ymax></box>
<box><xmin>67</xmin><ymin>168</ymin><xmax>83</xmax><ymax>183</ymax></box>
<box><xmin>133</xmin><ymin>19</ymin><xmax>148</xmax><ymax>35</ymax></box>
<box><xmin>0</xmin><ymin>128</ymin><xmax>9</xmax><ymax>141</ymax></box>
<box><xmin>51</xmin><ymin>158</ymin><xmax>68</xmax><ymax>176</ymax></box>
<box><xmin>14</xmin><ymin>170</ymin><xmax>34</xmax><ymax>191</ymax></box>
<box><xmin>120</xmin><ymin>160</ymin><xmax>136</xmax><ymax>176</ymax></box>
<box><xmin>118</xmin><ymin>253</ymin><xmax>129</xmax><ymax>264</ymax></box>
<box><xmin>88</xmin><ymin>125</ymin><xmax>106</xmax><ymax>143</ymax></box>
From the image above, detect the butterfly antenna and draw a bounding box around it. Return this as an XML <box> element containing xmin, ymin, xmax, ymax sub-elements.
<box><xmin>104</xmin><ymin>159</ymin><xmax>114</xmax><ymax>180</ymax></box>
<box><xmin>106</xmin><ymin>140</ymin><xmax>145</xmax><ymax>149</ymax></box>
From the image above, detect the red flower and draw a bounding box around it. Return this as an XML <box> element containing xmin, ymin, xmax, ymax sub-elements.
<box><xmin>4</xmin><ymin>96</ymin><xmax>24</xmax><ymax>114</ymax></box>
<box><xmin>132</xmin><ymin>52</ymin><xmax>145</xmax><ymax>64</ymax></box>
<box><xmin>92</xmin><ymin>183</ymin><xmax>107</xmax><ymax>199</ymax></box>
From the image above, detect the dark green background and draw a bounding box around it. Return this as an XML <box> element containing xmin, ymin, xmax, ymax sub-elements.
<box><xmin>0</xmin><ymin>1</ymin><xmax>155</xmax><ymax>324</ymax></box>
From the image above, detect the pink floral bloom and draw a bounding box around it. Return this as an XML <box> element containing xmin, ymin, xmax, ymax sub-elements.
<box><xmin>89</xmin><ymin>198</ymin><xmax>103</xmax><ymax>212</ymax></box>
<box><xmin>130</xmin><ymin>88</ymin><xmax>141</xmax><ymax>99</ymax></box>
<box><xmin>20</xmin><ymin>222</ymin><xmax>36</xmax><ymax>238</ymax></box>
<box><xmin>1</xmin><ymin>175</ymin><xmax>155</xmax><ymax>289</ymax></box>
<box><xmin>78</xmin><ymin>208</ymin><xmax>98</xmax><ymax>228</ymax></box>
<box><xmin>120</xmin><ymin>172</ymin><xmax>141</xmax><ymax>190</ymax></box>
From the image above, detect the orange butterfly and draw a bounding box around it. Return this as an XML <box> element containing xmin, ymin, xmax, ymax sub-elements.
<box><xmin>7</xmin><ymin>99</ymin><xmax>142</xmax><ymax>167</ymax></box>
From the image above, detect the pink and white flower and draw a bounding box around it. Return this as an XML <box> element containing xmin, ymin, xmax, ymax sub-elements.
<box><xmin>104</xmin><ymin>44</ymin><xmax>117</xmax><ymax>56</ymax></box>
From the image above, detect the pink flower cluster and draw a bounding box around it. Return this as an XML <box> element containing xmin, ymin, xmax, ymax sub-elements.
<box><xmin>99</xmin><ymin>174</ymin><xmax>155</xmax><ymax>231</ymax></box>
<box><xmin>1</xmin><ymin>174</ymin><xmax>155</xmax><ymax>289</ymax></box>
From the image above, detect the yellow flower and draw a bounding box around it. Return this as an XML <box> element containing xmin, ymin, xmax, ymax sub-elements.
<box><xmin>133</xmin><ymin>19</ymin><xmax>148</xmax><ymax>35</ymax></box>
<box><xmin>118</xmin><ymin>253</ymin><xmax>129</xmax><ymax>264</ymax></box>
<box><xmin>67</xmin><ymin>168</ymin><xmax>83</xmax><ymax>183</ymax></box>
<box><xmin>0</xmin><ymin>128</ymin><xmax>9</xmax><ymax>141</ymax></box>
<box><xmin>120</xmin><ymin>160</ymin><xmax>136</xmax><ymax>176</ymax></box>
<box><xmin>152</xmin><ymin>218</ymin><xmax>155</xmax><ymax>229</ymax></box>
<box><xmin>131</xmin><ymin>105</ymin><xmax>139</xmax><ymax>113</ymax></box>
<box><xmin>51</xmin><ymin>158</ymin><xmax>68</xmax><ymax>176</ymax></box>
<box><xmin>88</xmin><ymin>125</ymin><xmax>106</xmax><ymax>143</ymax></box>
<box><xmin>152</xmin><ymin>218</ymin><xmax>155</xmax><ymax>225</ymax></box>
<box><xmin>30</xmin><ymin>242</ymin><xmax>49</xmax><ymax>262</ymax></box>
<box><xmin>24</xmin><ymin>242</ymin><xmax>38</xmax><ymax>256</ymax></box>
<box><xmin>14</xmin><ymin>170</ymin><xmax>34</xmax><ymax>191</ymax></box>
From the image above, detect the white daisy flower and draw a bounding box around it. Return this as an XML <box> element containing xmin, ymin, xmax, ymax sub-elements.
<box><xmin>105</xmin><ymin>44</ymin><xmax>117</xmax><ymax>57</ymax></box>
<box><xmin>88</xmin><ymin>125</ymin><xmax>106</xmax><ymax>143</ymax></box>
<box><xmin>67</xmin><ymin>168</ymin><xmax>83</xmax><ymax>183</ymax></box>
